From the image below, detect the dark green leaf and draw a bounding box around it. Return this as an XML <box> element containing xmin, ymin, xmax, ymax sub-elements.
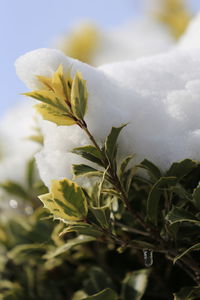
<box><xmin>147</xmin><ymin>177</ymin><xmax>177</xmax><ymax>225</ymax></box>
<box><xmin>83</xmin><ymin>267</ymin><xmax>115</xmax><ymax>296</ymax></box>
<box><xmin>139</xmin><ymin>159</ymin><xmax>162</xmax><ymax>181</ymax></box>
<box><xmin>105</xmin><ymin>124</ymin><xmax>126</xmax><ymax>161</ymax></box>
<box><xmin>165</xmin><ymin>207</ymin><xmax>200</xmax><ymax>226</ymax></box>
<box><xmin>174</xmin><ymin>243</ymin><xmax>200</xmax><ymax>264</ymax></box>
<box><xmin>72</xmin><ymin>164</ymin><xmax>101</xmax><ymax>178</ymax></box>
<box><xmin>174</xmin><ymin>286</ymin><xmax>200</xmax><ymax>300</ymax></box>
<box><xmin>193</xmin><ymin>185</ymin><xmax>200</xmax><ymax>209</ymax></box>
<box><xmin>167</xmin><ymin>159</ymin><xmax>198</xmax><ymax>180</ymax></box>
<box><xmin>0</xmin><ymin>181</ymin><xmax>28</xmax><ymax>199</ymax></box>
<box><xmin>72</xmin><ymin>145</ymin><xmax>104</xmax><ymax>166</ymax></box>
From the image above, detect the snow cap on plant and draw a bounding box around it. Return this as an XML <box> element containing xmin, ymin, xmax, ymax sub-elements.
<box><xmin>16</xmin><ymin>43</ymin><xmax>200</xmax><ymax>187</ymax></box>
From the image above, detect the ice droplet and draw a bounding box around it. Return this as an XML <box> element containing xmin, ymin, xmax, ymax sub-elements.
<box><xmin>143</xmin><ymin>249</ymin><xmax>153</xmax><ymax>267</ymax></box>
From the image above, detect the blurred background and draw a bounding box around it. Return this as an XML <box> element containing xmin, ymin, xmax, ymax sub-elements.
<box><xmin>1</xmin><ymin>0</ymin><xmax>200</xmax><ymax>114</ymax></box>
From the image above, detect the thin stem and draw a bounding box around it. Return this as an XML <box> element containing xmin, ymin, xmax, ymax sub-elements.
<box><xmin>82</xmin><ymin>126</ymin><xmax>102</xmax><ymax>153</ymax></box>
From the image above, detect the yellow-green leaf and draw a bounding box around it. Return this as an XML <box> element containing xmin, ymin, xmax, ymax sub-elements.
<box><xmin>71</xmin><ymin>72</ymin><xmax>88</xmax><ymax>120</ymax></box>
<box><xmin>51</xmin><ymin>65</ymin><xmax>72</xmax><ymax>102</ymax></box>
<box><xmin>23</xmin><ymin>89</ymin><xmax>69</xmax><ymax>112</ymax></box>
<box><xmin>39</xmin><ymin>179</ymin><xmax>88</xmax><ymax>223</ymax></box>
<box><xmin>35</xmin><ymin>103</ymin><xmax>76</xmax><ymax>126</ymax></box>
<box><xmin>36</xmin><ymin>75</ymin><xmax>54</xmax><ymax>91</ymax></box>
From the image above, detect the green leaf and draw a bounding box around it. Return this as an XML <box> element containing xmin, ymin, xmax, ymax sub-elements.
<box><xmin>105</xmin><ymin>124</ymin><xmax>126</xmax><ymax>162</ymax></box>
<box><xmin>173</xmin><ymin>243</ymin><xmax>200</xmax><ymax>264</ymax></box>
<box><xmin>71</xmin><ymin>72</ymin><xmax>88</xmax><ymax>120</ymax></box>
<box><xmin>193</xmin><ymin>185</ymin><xmax>200</xmax><ymax>209</ymax></box>
<box><xmin>72</xmin><ymin>164</ymin><xmax>101</xmax><ymax>178</ymax></box>
<box><xmin>83</xmin><ymin>289</ymin><xmax>118</xmax><ymax>300</ymax></box>
<box><xmin>59</xmin><ymin>223</ymin><xmax>103</xmax><ymax>238</ymax></box>
<box><xmin>0</xmin><ymin>281</ymin><xmax>23</xmax><ymax>299</ymax></box>
<box><xmin>170</xmin><ymin>184</ymin><xmax>192</xmax><ymax>202</ymax></box>
<box><xmin>165</xmin><ymin>207</ymin><xmax>200</xmax><ymax>226</ymax></box>
<box><xmin>0</xmin><ymin>181</ymin><xmax>28</xmax><ymax>199</ymax></box>
<box><xmin>83</xmin><ymin>267</ymin><xmax>115</xmax><ymax>296</ymax></box>
<box><xmin>127</xmin><ymin>167</ymin><xmax>138</xmax><ymax>191</ymax></box>
<box><xmin>8</xmin><ymin>244</ymin><xmax>45</xmax><ymax>264</ymax></box>
<box><xmin>139</xmin><ymin>159</ymin><xmax>162</xmax><ymax>181</ymax></box>
<box><xmin>174</xmin><ymin>286</ymin><xmax>200</xmax><ymax>300</ymax></box>
<box><xmin>121</xmin><ymin>269</ymin><xmax>150</xmax><ymax>300</ymax></box>
<box><xmin>39</xmin><ymin>179</ymin><xmax>88</xmax><ymax>223</ymax></box>
<box><xmin>45</xmin><ymin>235</ymin><xmax>96</xmax><ymax>259</ymax></box>
<box><xmin>72</xmin><ymin>145</ymin><xmax>104</xmax><ymax>166</ymax></box>
<box><xmin>167</xmin><ymin>159</ymin><xmax>198</xmax><ymax>180</ymax></box>
<box><xmin>147</xmin><ymin>177</ymin><xmax>177</xmax><ymax>225</ymax></box>
<box><xmin>91</xmin><ymin>205</ymin><xmax>111</xmax><ymax>229</ymax></box>
<box><xmin>26</xmin><ymin>158</ymin><xmax>36</xmax><ymax>188</ymax></box>
<box><xmin>118</xmin><ymin>155</ymin><xmax>134</xmax><ymax>178</ymax></box>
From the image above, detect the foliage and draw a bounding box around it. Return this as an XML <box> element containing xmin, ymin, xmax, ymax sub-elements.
<box><xmin>1</xmin><ymin>67</ymin><xmax>200</xmax><ymax>300</ymax></box>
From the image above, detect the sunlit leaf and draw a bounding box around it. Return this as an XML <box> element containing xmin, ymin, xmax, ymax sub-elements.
<box><xmin>121</xmin><ymin>269</ymin><xmax>150</xmax><ymax>300</ymax></box>
<box><xmin>71</xmin><ymin>72</ymin><xmax>88</xmax><ymax>120</ymax></box>
<box><xmin>35</xmin><ymin>103</ymin><xmax>76</xmax><ymax>126</ymax></box>
<box><xmin>39</xmin><ymin>179</ymin><xmax>88</xmax><ymax>223</ymax></box>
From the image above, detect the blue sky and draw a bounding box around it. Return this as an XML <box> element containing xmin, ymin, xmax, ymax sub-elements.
<box><xmin>1</xmin><ymin>0</ymin><xmax>200</xmax><ymax>115</ymax></box>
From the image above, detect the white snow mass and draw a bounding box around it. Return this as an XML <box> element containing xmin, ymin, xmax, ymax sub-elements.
<box><xmin>15</xmin><ymin>35</ymin><xmax>200</xmax><ymax>187</ymax></box>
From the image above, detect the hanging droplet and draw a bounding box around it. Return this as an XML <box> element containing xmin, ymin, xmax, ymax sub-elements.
<box><xmin>143</xmin><ymin>249</ymin><xmax>153</xmax><ymax>267</ymax></box>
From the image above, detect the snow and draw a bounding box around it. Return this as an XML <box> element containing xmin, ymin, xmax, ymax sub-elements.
<box><xmin>15</xmin><ymin>38</ymin><xmax>200</xmax><ymax>187</ymax></box>
<box><xmin>0</xmin><ymin>100</ymin><xmax>40</xmax><ymax>185</ymax></box>
<box><xmin>178</xmin><ymin>13</ymin><xmax>200</xmax><ymax>49</ymax></box>
<box><xmin>56</xmin><ymin>18</ymin><xmax>174</xmax><ymax>66</ymax></box>
<box><xmin>93</xmin><ymin>18</ymin><xmax>174</xmax><ymax>65</ymax></box>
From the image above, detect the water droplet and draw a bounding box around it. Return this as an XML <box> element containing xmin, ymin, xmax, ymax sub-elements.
<box><xmin>143</xmin><ymin>249</ymin><xmax>153</xmax><ymax>267</ymax></box>
<box><xmin>9</xmin><ymin>199</ymin><xmax>18</xmax><ymax>209</ymax></box>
